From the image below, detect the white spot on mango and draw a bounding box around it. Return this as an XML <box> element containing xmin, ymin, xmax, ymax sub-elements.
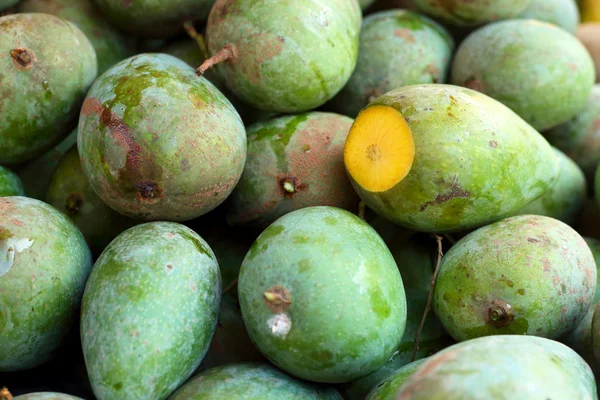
<box><xmin>268</xmin><ymin>313</ymin><xmax>292</xmax><ymax>338</ymax></box>
<box><xmin>0</xmin><ymin>238</ymin><xmax>34</xmax><ymax>277</ymax></box>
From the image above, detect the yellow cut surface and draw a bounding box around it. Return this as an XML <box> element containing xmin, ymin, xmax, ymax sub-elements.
<box><xmin>344</xmin><ymin>105</ymin><xmax>415</xmax><ymax>193</ymax></box>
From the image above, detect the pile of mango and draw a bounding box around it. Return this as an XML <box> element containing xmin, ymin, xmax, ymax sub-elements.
<box><xmin>2</xmin><ymin>0</ymin><xmax>600</xmax><ymax>399</ymax></box>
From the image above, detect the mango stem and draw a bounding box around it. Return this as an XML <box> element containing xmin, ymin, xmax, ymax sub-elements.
<box><xmin>196</xmin><ymin>44</ymin><xmax>237</xmax><ymax>76</ymax></box>
<box><xmin>358</xmin><ymin>201</ymin><xmax>366</xmax><ymax>220</ymax></box>
<box><xmin>183</xmin><ymin>21</ymin><xmax>209</xmax><ymax>60</ymax></box>
<box><xmin>0</xmin><ymin>387</ymin><xmax>13</xmax><ymax>400</ymax></box>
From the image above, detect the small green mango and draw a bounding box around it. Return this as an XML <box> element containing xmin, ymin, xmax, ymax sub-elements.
<box><xmin>239</xmin><ymin>206</ymin><xmax>406</xmax><ymax>383</ymax></box>
<box><xmin>396</xmin><ymin>335</ymin><xmax>597</xmax><ymax>399</ymax></box>
<box><xmin>412</xmin><ymin>0</ymin><xmax>533</xmax><ymax>26</ymax></box>
<box><xmin>364</xmin><ymin>359</ymin><xmax>427</xmax><ymax>400</ymax></box>
<box><xmin>204</xmin><ymin>0</ymin><xmax>362</xmax><ymax>113</ymax></box>
<box><xmin>168</xmin><ymin>363</ymin><xmax>342</xmax><ymax>399</ymax></box>
<box><xmin>434</xmin><ymin>215</ymin><xmax>596</xmax><ymax>342</ymax></box>
<box><xmin>81</xmin><ymin>222</ymin><xmax>221</xmax><ymax>400</ymax></box>
<box><xmin>0</xmin><ymin>13</ymin><xmax>97</xmax><ymax>165</ymax></box>
<box><xmin>451</xmin><ymin>19</ymin><xmax>595</xmax><ymax>131</ymax></box>
<box><xmin>351</xmin><ymin>84</ymin><xmax>560</xmax><ymax>233</ymax></box>
<box><xmin>0</xmin><ymin>166</ymin><xmax>24</xmax><ymax>196</ymax></box>
<box><xmin>516</xmin><ymin>0</ymin><xmax>580</xmax><ymax>33</ymax></box>
<box><xmin>328</xmin><ymin>10</ymin><xmax>454</xmax><ymax>117</ymax></box>
<box><xmin>0</xmin><ymin>197</ymin><xmax>92</xmax><ymax>371</ymax></box>
<box><xmin>13</xmin><ymin>394</ymin><xmax>84</xmax><ymax>400</ymax></box>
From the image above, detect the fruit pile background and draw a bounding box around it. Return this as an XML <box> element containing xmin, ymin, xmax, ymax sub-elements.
<box><xmin>1</xmin><ymin>0</ymin><xmax>600</xmax><ymax>399</ymax></box>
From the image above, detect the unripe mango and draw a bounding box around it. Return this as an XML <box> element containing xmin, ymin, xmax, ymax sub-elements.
<box><xmin>0</xmin><ymin>166</ymin><xmax>24</xmax><ymax>197</ymax></box>
<box><xmin>412</xmin><ymin>0</ymin><xmax>533</xmax><ymax>26</ymax></box>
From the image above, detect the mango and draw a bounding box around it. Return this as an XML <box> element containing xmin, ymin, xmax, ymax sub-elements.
<box><xmin>396</xmin><ymin>335</ymin><xmax>597</xmax><ymax>399</ymax></box>
<box><xmin>80</xmin><ymin>222</ymin><xmax>221</xmax><ymax>400</ymax></box>
<box><xmin>344</xmin><ymin>84</ymin><xmax>559</xmax><ymax>233</ymax></box>
<box><xmin>238</xmin><ymin>206</ymin><xmax>406</xmax><ymax>383</ymax></box>
<box><xmin>0</xmin><ymin>0</ymin><xmax>18</xmax><ymax>11</ymax></box>
<box><xmin>226</xmin><ymin>112</ymin><xmax>358</xmax><ymax>231</ymax></box>
<box><xmin>581</xmin><ymin>0</ymin><xmax>600</xmax><ymax>22</ymax></box>
<box><xmin>0</xmin><ymin>197</ymin><xmax>92</xmax><ymax>371</ymax></box>
<box><xmin>0</xmin><ymin>166</ymin><xmax>24</xmax><ymax>196</ymax></box>
<box><xmin>93</xmin><ymin>0</ymin><xmax>215</xmax><ymax>38</ymax></box>
<box><xmin>364</xmin><ymin>359</ymin><xmax>427</xmax><ymax>400</ymax></box>
<box><xmin>360</xmin><ymin>0</ymin><xmax>375</xmax><ymax>10</ymax></box>
<box><xmin>412</xmin><ymin>0</ymin><xmax>533</xmax><ymax>26</ymax></box>
<box><xmin>77</xmin><ymin>53</ymin><xmax>246</xmax><ymax>222</ymax></box>
<box><xmin>516</xmin><ymin>0</ymin><xmax>580</xmax><ymax>33</ymax></box>
<box><xmin>203</xmin><ymin>0</ymin><xmax>361</xmax><ymax>113</ymax></box>
<box><xmin>13</xmin><ymin>394</ymin><xmax>83</xmax><ymax>400</ymax></box>
<box><xmin>512</xmin><ymin>147</ymin><xmax>586</xmax><ymax>224</ymax></box>
<box><xmin>46</xmin><ymin>146</ymin><xmax>137</xmax><ymax>256</ymax></box>
<box><xmin>545</xmin><ymin>85</ymin><xmax>600</xmax><ymax>185</ymax></box>
<box><xmin>433</xmin><ymin>215</ymin><xmax>596</xmax><ymax>342</ymax></box>
<box><xmin>451</xmin><ymin>19</ymin><xmax>595</xmax><ymax>131</ymax></box>
<box><xmin>327</xmin><ymin>10</ymin><xmax>454</xmax><ymax>117</ymax></box>
<box><xmin>577</xmin><ymin>24</ymin><xmax>600</xmax><ymax>82</ymax></box>
<box><xmin>0</xmin><ymin>13</ymin><xmax>97</xmax><ymax>165</ymax></box>
<box><xmin>168</xmin><ymin>363</ymin><xmax>342</xmax><ymax>399</ymax></box>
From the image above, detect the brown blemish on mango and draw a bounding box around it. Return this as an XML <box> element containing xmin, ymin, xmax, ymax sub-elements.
<box><xmin>420</xmin><ymin>176</ymin><xmax>471</xmax><ymax>212</ymax></box>
<box><xmin>263</xmin><ymin>285</ymin><xmax>291</xmax><ymax>313</ymax></box>
<box><xmin>10</xmin><ymin>47</ymin><xmax>36</xmax><ymax>70</ymax></box>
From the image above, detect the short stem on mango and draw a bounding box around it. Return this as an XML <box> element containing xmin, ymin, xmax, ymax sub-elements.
<box><xmin>222</xmin><ymin>277</ymin><xmax>238</xmax><ymax>296</ymax></box>
<box><xmin>358</xmin><ymin>201</ymin><xmax>366</xmax><ymax>220</ymax></box>
<box><xmin>196</xmin><ymin>44</ymin><xmax>237</xmax><ymax>76</ymax></box>
<box><xmin>283</xmin><ymin>181</ymin><xmax>296</xmax><ymax>193</ymax></box>
<box><xmin>183</xmin><ymin>21</ymin><xmax>209</xmax><ymax>60</ymax></box>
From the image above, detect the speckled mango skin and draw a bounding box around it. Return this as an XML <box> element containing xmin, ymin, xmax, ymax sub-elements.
<box><xmin>19</xmin><ymin>0</ymin><xmax>132</xmax><ymax>74</ymax></box>
<box><xmin>226</xmin><ymin>112</ymin><xmax>359</xmax><ymax>232</ymax></box>
<box><xmin>77</xmin><ymin>53</ymin><xmax>247</xmax><ymax>222</ymax></box>
<box><xmin>0</xmin><ymin>166</ymin><xmax>24</xmax><ymax>196</ymax></box>
<box><xmin>328</xmin><ymin>10</ymin><xmax>454</xmax><ymax>118</ymax></box>
<box><xmin>0</xmin><ymin>13</ymin><xmax>97</xmax><ymax>165</ymax></box>
<box><xmin>433</xmin><ymin>215</ymin><xmax>596</xmax><ymax>342</ymax></box>
<box><xmin>412</xmin><ymin>0</ymin><xmax>532</xmax><ymax>26</ymax></box>
<box><xmin>169</xmin><ymin>363</ymin><xmax>342</xmax><ymax>399</ymax></box>
<box><xmin>364</xmin><ymin>359</ymin><xmax>427</xmax><ymax>400</ymax></box>
<box><xmin>396</xmin><ymin>335</ymin><xmax>597</xmax><ymax>400</ymax></box>
<box><xmin>451</xmin><ymin>19</ymin><xmax>595</xmax><ymax>131</ymax></box>
<box><xmin>239</xmin><ymin>206</ymin><xmax>406</xmax><ymax>383</ymax></box>
<box><xmin>80</xmin><ymin>222</ymin><xmax>221</xmax><ymax>400</ymax></box>
<box><xmin>206</xmin><ymin>0</ymin><xmax>362</xmax><ymax>113</ymax></box>
<box><xmin>546</xmin><ymin>85</ymin><xmax>600</xmax><ymax>185</ymax></box>
<box><xmin>93</xmin><ymin>0</ymin><xmax>215</xmax><ymax>38</ymax></box>
<box><xmin>351</xmin><ymin>84</ymin><xmax>560</xmax><ymax>233</ymax></box>
<box><xmin>46</xmin><ymin>146</ymin><xmax>137</xmax><ymax>256</ymax></box>
<box><xmin>516</xmin><ymin>0</ymin><xmax>580</xmax><ymax>33</ymax></box>
<box><xmin>0</xmin><ymin>197</ymin><xmax>92</xmax><ymax>371</ymax></box>
<box><xmin>13</xmin><ymin>394</ymin><xmax>84</xmax><ymax>400</ymax></box>
<box><xmin>512</xmin><ymin>148</ymin><xmax>586</xmax><ymax>224</ymax></box>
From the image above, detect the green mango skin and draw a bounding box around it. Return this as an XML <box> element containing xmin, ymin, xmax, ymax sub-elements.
<box><xmin>340</xmin><ymin>289</ymin><xmax>452</xmax><ymax>400</ymax></box>
<box><xmin>512</xmin><ymin>147</ymin><xmax>586</xmax><ymax>224</ymax></box>
<box><xmin>328</xmin><ymin>10</ymin><xmax>454</xmax><ymax>118</ymax></box>
<box><xmin>0</xmin><ymin>0</ymin><xmax>19</xmax><ymax>11</ymax></box>
<box><xmin>168</xmin><ymin>363</ymin><xmax>343</xmax><ymax>399</ymax></box>
<box><xmin>0</xmin><ymin>166</ymin><xmax>24</xmax><ymax>196</ymax></box>
<box><xmin>77</xmin><ymin>53</ymin><xmax>247</xmax><ymax>222</ymax></box>
<box><xmin>205</xmin><ymin>0</ymin><xmax>362</xmax><ymax>113</ymax></box>
<box><xmin>13</xmin><ymin>394</ymin><xmax>84</xmax><ymax>400</ymax></box>
<box><xmin>226</xmin><ymin>112</ymin><xmax>359</xmax><ymax>232</ymax></box>
<box><xmin>353</xmin><ymin>84</ymin><xmax>560</xmax><ymax>233</ymax></box>
<box><xmin>0</xmin><ymin>13</ymin><xmax>97</xmax><ymax>165</ymax></box>
<box><xmin>546</xmin><ymin>85</ymin><xmax>600</xmax><ymax>186</ymax></box>
<box><xmin>364</xmin><ymin>359</ymin><xmax>427</xmax><ymax>400</ymax></box>
<box><xmin>46</xmin><ymin>146</ymin><xmax>137</xmax><ymax>257</ymax></box>
<box><xmin>239</xmin><ymin>206</ymin><xmax>407</xmax><ymax>383</ymax></box>
<box><xmin>396</xmin><ymin>335</ymin><xmax>597</xmax><ymax>400</ymax></box>
<box><xmin>434</xmin><ymin>215</ymin><xmax>596</xmax><ymax>342</ymax></box>
<box><xmin>0</xmin><ymin>197</ymin><xmax>92</xmax><ymax>371</ymax></box>
<box><xmin>516</xmin><ymin>0</ymin><xmax>580</xmax><ymax>33</ymax></box>
<box><xmin>92</xmin><ymin>0</ymin><xmax>215</xmax><ymax>38</ymax></box>
<box><xmin>80</xmin><ymin>222</ymin><xmax>221</xmax><ymax>400</ymax></box>
<box><xmin>412</xmin><ymin>0</ymin><xmax>533</xmax><ymax>26</ymax></box>
<box><xmin>18</xmin><ymin>0</ymin><xmax>132</xmax><ymax>74</ymax></box>
<box><xmin>451</xmin><ymin>20</ymin><xmax>595</xmax><ymax>132</ymax></box>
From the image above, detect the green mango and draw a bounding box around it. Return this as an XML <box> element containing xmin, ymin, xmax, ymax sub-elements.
<box><xmin>226</xmin><ymin>112</ymin><xmax>359</xmax><ymax>232</ymax></box>
<box><xmin>434</xmin><ymin>215</ymin><xmax>596</xmax><ymax>342</ymax></box>
<box><xmin>328</xmin><ymin>10</ymin><xmax>454</xmax><ymax>117</ymax></box>
<box><xmin>168</xmin><ymin>363</ymin><xmax>342</xmax><ymax>399</ymax></box>
<box><xmin>18</xmin><ymin>0</ymin><xmax>132</xmax><ymax>73</ymax></box>
<box><xmin>13</xmin><ymin>394</ymin><xmax>84</xmax><ymax>400</ymax></box>
<box><xmin>451</xmin><ymin>19</ymin><xmax>595</xmax><ymax>131</ymax></box>
<box><xmin>0</xmin><ymin>166</ymin><xmax>24</xmax><ymax>196</ymax></box>
<box><xmin>77</xmin><ymin>53</ymin><xmax>247</xmax><ymax>222</ymax></box>
<box><xmin>81</xmin><ymin>222</ymin><xmax>221</xmax><ymax>400</ymax></box>
<box><xmin>0</xmin><ymin>0</ymin><xmax>18</xmax><ymax>11</ymax></box>
<box><xmin>238</xmin><ymin>206</ymin><xmax>406</xmax><ymax>383</ymax></box>
<box><xmin>364</xmin><ymin>359</ymin><xmax>427</xmax><ymax>400</ymax></box>
<box><xmin>204</xmin><ymin>0</ymin><xmax>361</xmax><ymax>113</ymax></box>
<box><xmin>0</xmin><ymin>13</ymin><xmax>97</xmax><ymax>165</ymax></box>
<box><xmin>396</xmin><ymin>335</ymin><xmax>597</xmax><ymax>399</ymax></box>
<box><xmin>412</xmin><ymin>0</ymin><xmax>533</xmax><ymax>26</ymax></box>
<box><xmin>516</xmin><ymin>0</ymin><xmax>580</xmax><ymax>33</ymax></box>
<box><xmin>46</xmin><ymin>146</ymin><xmax>137</xmax><ymax>256</ymax></box>
<box><xmin>345</xmin><ymin>84</ymin><xmax>560</xmax><ymax>233</ymax></box>
<box><xmin>359</xmin><ymin>0</ymin><xmax>376</xmax><ymax>10</ymax></box>
<box><xmin>0</xmin><ymin>197</ymin><xmax>92</xmax><ymax>371</ymax></box>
